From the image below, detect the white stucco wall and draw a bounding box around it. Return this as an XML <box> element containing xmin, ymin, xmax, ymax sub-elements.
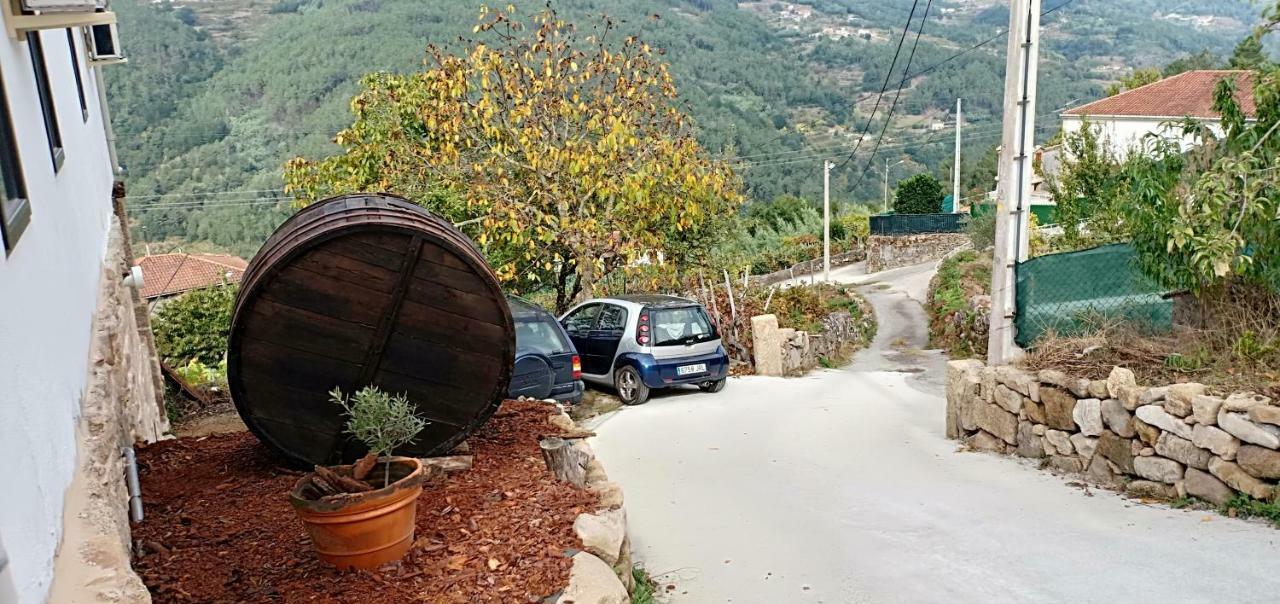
<box><xmin>0</xmin><ymin>26</ymin><xmax>117</xmax><ymax>604</ymax></box>
<box><xmin>1061</xmin><ymin>115</ymin><xmax>1225</xmax><ymax>158</ymax></box>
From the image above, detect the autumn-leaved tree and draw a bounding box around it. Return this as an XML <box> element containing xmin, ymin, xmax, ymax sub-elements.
<box><xmin>284</xmin><ymin>6</ymin><xmax>742</xmax><ymax>311</ymax></box>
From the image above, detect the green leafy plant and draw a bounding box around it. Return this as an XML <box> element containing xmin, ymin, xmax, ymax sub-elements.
<box><xmin>172</xmin><ymin>357</ymin><xmax>228</xmax><ymax>388</ymax></box>
<box><xmin>962</xmin><ymin>209</ymin><xmax>995</xmax><ymax>251</ymax></box>
<box><xmin>152</xmin><ymin>282</ymin><xmax>238</xmax><ymax>366</ymax></box>
<box><xmin>1223</xmin><ymin>493</ymin><xmax>1280</xmax><ymax>527</ymax></box>
<box><xmin>893</xmin><ymin>173</ymin><xmax>944</xmax><ymax>215</ymax></box>
<box><xmin>1041</xmin><ymin>120</ymin><xmax>1131</xmax><ymax>250</ymax></box>
<box><xmin>631</xmin><ymin>565</ymin><xmax>658</xmax><ymax>604</ymax></box>
<box><xmin>329</xmin><ymin>386</ymin><xmax>429</xmax><ymax>485</ymax></box>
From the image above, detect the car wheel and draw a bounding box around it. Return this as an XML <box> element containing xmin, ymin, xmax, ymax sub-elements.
<box><xmin>699</xmin><ymin>378</ymin><xmax>727</xmax><ymax>393</ymax></box>
<box><xmin>614</xmin><ymin>366</ymin><xmax>650</xmax><ymax>405</ymax></box>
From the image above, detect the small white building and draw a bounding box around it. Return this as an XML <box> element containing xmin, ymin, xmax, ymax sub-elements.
<box><xmin>1060</xmin><ymin>70</ymin><xmax>1257</xmax><ymax>157</ymax></box>
<box><xmin>0</xmin><ymin>3</ymin><xmax>167</xmax><ymax>602</ymax></box>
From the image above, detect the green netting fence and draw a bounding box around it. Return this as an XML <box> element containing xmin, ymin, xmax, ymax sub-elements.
<box><xmin>1014</xmin><ymin>243</ymin><xmax>1172</xmax><ymax>348</ymax></box>
<box><xmin>869</xmin><ymin>213</ymin><xmax>966</xmax><ymax>235</ymax></box>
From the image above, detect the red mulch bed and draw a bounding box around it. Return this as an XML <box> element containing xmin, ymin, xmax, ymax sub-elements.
<box><xmin>132</xmin><ymin>400</ymin><xmax>597</xmax><ymax>603</ymax></box>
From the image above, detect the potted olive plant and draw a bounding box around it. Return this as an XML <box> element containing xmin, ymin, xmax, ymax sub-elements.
<box><xmin>289</xmin><ymin>386</ymin><xmax>429</xmax><ymax>570</ymax></box>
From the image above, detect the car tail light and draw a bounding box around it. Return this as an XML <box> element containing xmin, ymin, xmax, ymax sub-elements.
<box><xmin>571</xmin><ymin>355</ymin><xmax>582</xmax><ymax>379</ymax></box>
<box><xmin>637</xmin><ymin>311</ymin><xmax>650</xmax><ymax>345</ymax></box>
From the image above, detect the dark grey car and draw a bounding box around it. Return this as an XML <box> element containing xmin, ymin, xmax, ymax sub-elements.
<box><xmin>507</xmin><ymin>295</ymin><xmax>584</xmax><ymax>404</ymax></box>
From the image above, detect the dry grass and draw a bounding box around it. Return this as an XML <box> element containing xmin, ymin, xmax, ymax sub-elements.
<box><xmin>1021</xmin><ymin>312</ymin><xmax>1280</xmax><ymax>397</ymax></box>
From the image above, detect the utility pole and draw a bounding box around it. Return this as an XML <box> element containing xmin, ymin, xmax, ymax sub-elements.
<box><xmin>823</xmin><ymin>160</ymin><xmax>833</xmax><ymax>282</ymax></box>
<box><xmin>883</xmin><ymin>157</ymin><xmax>891</xmax><ymax>213</ymax></box>
<box><xmin>988</xmin><ymin>0</ymin><xmax>1041</xmax><ymax>365</ymax></box>
<box><xmin>953</xmin><ymin>98</ymin><xmax>962</xmax><ymax>212</ymax></box>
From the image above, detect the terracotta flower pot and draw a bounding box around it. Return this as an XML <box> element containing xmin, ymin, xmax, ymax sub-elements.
<box><xmin>289</xmin><ymin>456</ymin><xmax>425</xmax><ymax>570</ymax></box>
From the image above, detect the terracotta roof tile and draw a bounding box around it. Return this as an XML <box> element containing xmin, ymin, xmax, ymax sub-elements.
<box><xmin>139</xmin><ymin>253</ymin><xmax>247</xmax><ymax>299</ymax></box>
<box><xmin>1063</xmin><ymin>70</ymin><xmax>1256</xmax><ymax>119</ymax></box>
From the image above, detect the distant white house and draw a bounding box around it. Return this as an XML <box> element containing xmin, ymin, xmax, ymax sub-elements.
<box><xmin>1060</xmin><ymin>70</ymin><xmax>1257</xmax><ymax>157</ymax></box>
<box><xmin>0</xmin><ymin>3</ymin><xmax>168</xmax><ymax>603</ymax></box>
<box><xmin>984</xmin><ymin>70</ymin><xmax>1259</xmax><ymax>218</ymax></box>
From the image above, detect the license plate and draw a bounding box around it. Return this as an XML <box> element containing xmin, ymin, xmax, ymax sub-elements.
<box><xmin>677</xmin><ymin>363</ymin><xmax>707</xmax><ymax>376</ymax></box>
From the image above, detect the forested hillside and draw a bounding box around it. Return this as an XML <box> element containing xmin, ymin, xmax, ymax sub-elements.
<box><xmin>108</xmin><ymin>0</ymin><xmax>1265</xmax><ymax>257</ymax></box>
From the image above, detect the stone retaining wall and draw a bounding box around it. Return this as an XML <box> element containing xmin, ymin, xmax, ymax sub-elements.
<box><xmin>947</xmin><ymin>360</ymin><xmax>1280</xmax><ymax>506</ymax></box>
<box><xmin>752</xmin><ymin>306</ymin><xmax>875</xmax><ymax>377</ymax></box>
<box><xmin>49</xmin><ymin>218</ymin><xmax>170</xmax><ymax>602</ymax></box>
<box><xmin>866</xmin><ymin>233</ymin><xmax>969</xmax><ymax>273</ymax></box>
<box><xmin>546</xmin><ymin>409</ymin><xmax>633</xmax><ymax>604</ymax></box>
<box><xmin>747</xmin><ymin>247</ymin><xmax>866</xmax><ymax>288</ymax></box>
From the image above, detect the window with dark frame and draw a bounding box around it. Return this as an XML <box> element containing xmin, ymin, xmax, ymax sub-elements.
<box><xmin>26</xmin><ymin>31</ymin><xmax>64</xmax><ymax>172</ymax></box>
<box><xmin>0</xmin><ymin>72</ymin><xmax>31</xmax><ymax>254</ymax></box>
<box><xmin>66</xmin><ymin>29</ymin><xmax>88</xmax><ymax>122</ymax></box>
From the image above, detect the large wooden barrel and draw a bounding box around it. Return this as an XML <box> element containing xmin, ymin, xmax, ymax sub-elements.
<box><xmin>227</xmin><ymin>193</ymin><xmax>514</xmax><ymax>467</ymax></box>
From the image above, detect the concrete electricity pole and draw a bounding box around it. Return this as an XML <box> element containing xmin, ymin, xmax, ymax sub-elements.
<box><xmin>823</xmin><ymin>160</ymin><xmax>833</xmax><ymax>282</ymax></box>
<box><xmin>988</xmin><ymin>0</ymin><xmax>1042</xmax><ymax>365</ymax></box>
<box><xmin>953</xmin><ymin>98</ymin><xmax>962</xmax><ymax>212</ymax></box>
<box><xmin>882</xmin><ymin>158</ymin><xmax>906</xmax><ymax>214</ymax></box>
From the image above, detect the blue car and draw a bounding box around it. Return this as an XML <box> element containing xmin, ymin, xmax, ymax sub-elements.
<box><xmin>507</xmin><ymin>296</ymin><xmax>584</xmax><ymax>404</ymax></box>
<box><xmin>559</xmin><ymin>295</ymin><xmax>729</xmax><ymax>405</ymax></box>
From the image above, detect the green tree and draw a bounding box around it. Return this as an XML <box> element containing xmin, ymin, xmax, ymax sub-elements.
<box><xmin>1124</xmin><ymin>73</ymin><xmax>1280</xmax><ymax>293</ymax></box>
<box><xmin>284</xmin><ymin>7</ymin><xmax>742</xmax><ymax>311</ymax></box>
<box><xmin>893</xmin><ymin>173</ymin><xmax>944</xmax><ymax>214</ymax></box>
<box><xmin>1104</xmin><ymin>68</ymin><xmax>1161</xmax><ymax>97</ymax></box>
<box><xmin>1228</xmin><ymin>34</ymin><xmax>1268</xmax><ymax>70</ymax></box>
<box><xmin>152</xmin><ymin>282</ymin><xmax>238</xmax><ymax>366</ymax></box>
<box><xmin>1041</xmin><ymin>121</ymin><xmax>1129</xmax><ymax>249</ymax></box>
<box><xmin>1163</xmin><ymin>49</ymin><xmax>1220</xmax><ymax>76</ymax></box>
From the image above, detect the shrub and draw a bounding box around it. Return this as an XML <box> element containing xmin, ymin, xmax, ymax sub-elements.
<box><xmin>152</xmin><ymin>282</ymin><xmax>237</xmax><ymax>366</ymax></box>
<box><xmin>893</xmin><ymin>173</ymin><xmax>944</xmax><ymax>214</ymax></box>
<box><xmin>329</xmin><ymin>386</ymin><xmax>428</xmax><ymax>458</ymax></box>
<box><xmin>837</xmin><ymin>208</ymin><xmax>871</xmax><ymax>243</ymax></box>
<box><xmin>962</xmin><ymin>209</ymin><xmax>995</xmax><ymax>250</ymax></box>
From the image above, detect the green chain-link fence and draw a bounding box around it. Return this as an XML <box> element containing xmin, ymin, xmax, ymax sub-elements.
<box><xmin>1014</xmin><ymin>243</ymin><xmax>1172</xmax><ymax>348</ymax></box>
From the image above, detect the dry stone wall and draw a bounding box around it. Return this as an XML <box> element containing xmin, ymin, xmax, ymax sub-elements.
<box><xmin>545</xmin><ymin>408</ymin><xmax>634</xmax><ymax>604</ymax></box>
<box><xmin>866</xmin><ymin>233</ymin><xmax>969</xmax><ymax>273</ymax></box>
<box><xmin>752</xmin><ymin>306</ymin><xmax>875</xmax><ymax>377</ymax></box>
<box><xmin>947</xmin><ymin>360</ymin><xmax>1280</xmax><ymax>506</ymax></box>
<box><xmin>747</xmin><ymin>248</ymin><xmax>866</xmax><ymax>288</ymax></box>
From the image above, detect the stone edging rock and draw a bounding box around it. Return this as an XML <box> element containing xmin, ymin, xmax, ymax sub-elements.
<box><xmin>946</xmin><ymin>360</ymin><xmax>1280</xmax><ymax>508</ymax></box>
<box><xmin>546</xmin><ymin>407</ymin><xmax>633</xmax><ymax>604</ymax></box>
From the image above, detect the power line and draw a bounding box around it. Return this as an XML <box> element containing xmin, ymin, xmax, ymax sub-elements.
<box><xmin>128</xmin><ymin>189</ymin><xmax>287</xmax><ymax>201</ymax></box>
<box><xmin>846</xmin><ymin>0</ymin><xmax>936</xmax><ymax>190</ymax></box>
<box><xmin>834</xmin><ymin>0</ymin><xmax>921</xmax><ymax>170</ymax></box>
<box><xmin>737</xmin><ymin>114</ymin><xmax>1065</xmax><ymax>170</ymax></box>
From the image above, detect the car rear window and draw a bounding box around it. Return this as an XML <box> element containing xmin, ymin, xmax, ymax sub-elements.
<box><xmin>516</xmin><ymin>318</ymin><xmax>572</xmax><ymax>355</ymax></box>
<box><xmin>650</xmin><ymin>306</ymin><xmax>718</xmax><ymax>346</ymax></box>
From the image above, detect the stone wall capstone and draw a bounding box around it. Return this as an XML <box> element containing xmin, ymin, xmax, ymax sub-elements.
<box><xmin>947</xmin><ymin>360</ymin><xmax>1280</xmax><ymax>507</ymax></box>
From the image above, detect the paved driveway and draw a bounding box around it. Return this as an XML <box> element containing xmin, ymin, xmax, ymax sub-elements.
<box><xmin>587</xmin><ymin>261</ymin><xmax>1280</xmax><ymax>603</ymax></box>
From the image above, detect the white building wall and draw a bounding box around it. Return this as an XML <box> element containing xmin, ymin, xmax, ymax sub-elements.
<box><xmin>1061</xmin><ymin>115</ymin><xmax>1225</xmax><ymax>158</ymax></box>
<box><xmin>0</xmin><ymin>26</ymin><xmax>117</xmax><ymax>603</ymax></box>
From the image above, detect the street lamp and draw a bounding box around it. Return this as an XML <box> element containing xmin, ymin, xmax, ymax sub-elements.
<box><xmin>883</xmin><ymin>158</ymin><xmax>908</xmax><ymax>213</ymax></box>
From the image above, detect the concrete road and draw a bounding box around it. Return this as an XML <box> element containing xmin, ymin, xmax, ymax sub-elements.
<box><xmin>587</xmin><ymin>261</ymin><xmax>1280</xmax><ymax>603</ymax></box>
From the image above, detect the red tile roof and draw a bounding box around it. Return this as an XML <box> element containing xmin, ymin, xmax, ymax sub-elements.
<box><xmin>139</xmin><ymin>253</ymin><xmax>247</xmax><ymax>299</ymax></box>
<box><xmin>1063</xmin><ymin>70</ymin><xmax>1256</xmax><ymax>119</ymax></box>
